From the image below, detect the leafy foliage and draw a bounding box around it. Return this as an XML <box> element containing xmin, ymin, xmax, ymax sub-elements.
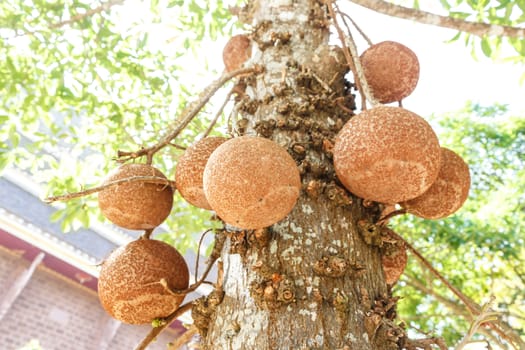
<box><xmin>393</xmin><ymin>103</ymin><xmax>525</xmax><ymax>345</ymax></box>
<box><xmin>0</xmin><ymin>0</ymin><xmax>239</xmax><ymax>248</ymax></box>
<box><xmin>441</xmin><ymin>0</ymin><xmax>525</xmax><ymax>62</ymax></box>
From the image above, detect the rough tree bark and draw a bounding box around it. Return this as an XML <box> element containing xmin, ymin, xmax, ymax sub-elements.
<box><xmin>196</xmin><ymin>1</ymin><xmax>402</xmax><ymax>349</ymax></box>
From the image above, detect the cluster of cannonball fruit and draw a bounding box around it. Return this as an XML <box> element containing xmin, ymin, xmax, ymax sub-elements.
<box><xmin>95</xmin><ymin>136</ymin><xmax>301</xmax><ymax>324</ymax></box>
<box><xmin>95</xmin><ymin>34</ymin><xmax>302</xmax><ymax>326</ymax></box>
<box><xmin>220</xmin><ymin>36</ymin><xmax>471</xmax><ymax>219</ymax></box>
<box><xmin>95</xmin><ymin>38</ymin><xmax>471</xmax><ymax>323</ymax></box>
<box><xmin>334</xmin><ymin>41</ymin><xmax>471</xmax><ymax>219</ymax></box>
<box><xmin>96</xmin><ymin>163</ymin><xmax>190</xmax><ymax>324</ymax></box>
<box><xmin>176</xmin><ymin>136</ymin><xmax>301</xmax><ymax>229</ymax></box>
<box><xmin>334</xmin><ymin>41</ymin><xmax>471</xmax><ymax>285</ymax></box>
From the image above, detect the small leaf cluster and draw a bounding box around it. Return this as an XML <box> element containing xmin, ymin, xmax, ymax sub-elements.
<box><xmin>440</xmin><ymin>0</ymin><xmax>525</xmax><ymax>68</ymax></box>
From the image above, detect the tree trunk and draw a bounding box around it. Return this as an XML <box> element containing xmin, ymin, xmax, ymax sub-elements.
<box><xmin>198</xmin><ymin>1</ymin><xmax>402</xmax><ymax>348</ymax></box>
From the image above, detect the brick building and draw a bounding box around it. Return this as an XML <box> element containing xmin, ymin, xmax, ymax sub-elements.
<box><xmin>0</xmin><ymin>169</ymin><xmax>206</xmax><ymax>350</ymax></box>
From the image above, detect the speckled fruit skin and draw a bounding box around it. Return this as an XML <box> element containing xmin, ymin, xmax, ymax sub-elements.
<box><xmin>402</xmin><ymin>147</ymin><xmax>470</xmax><ymax>219</ymax></box>
<box><xmin>203</xmin><ymin>136</ymin><xmax>301</xmax><ymax>229</ymax></box>
<box><xmin>382</xmin><ymin>248</ymin><xmax>407</xmax><ymax>285</ymax></box>
<box><xmin>98</xmin><ymin>238</ymin><xmax>189</xmax><ymax>325</ymax></box>
<box><xmin>98</xmin><ymin>163</ymin><xmax>173</xmax><ymax>230</ymax></box>
<box><xmin>333</xmin><ymin>106</ymin><xmax>441</xmax><ymax>204</ymax></box>
<box><xmin>360</xmin><ymin>41</ymin><xmax>419</xmax><ymax>104</ymax></box>
<box><xmin>176</xmin><ymin>137</ymin><xmax>228</xmax><ymax>210</ymax></box>
<box><xmin>223</xmin><ymin>34</ymin><xmax>252</xmax><ymax>73</ymax></box>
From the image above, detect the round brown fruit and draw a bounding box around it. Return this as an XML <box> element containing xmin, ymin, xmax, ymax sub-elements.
<box><xmin>203</xmin><ymin>136</ymin><xmax>301</xmax><ymax>229</ymax></box>
<box><xmin>98</xmin><ymin>238</ymin><xmax>189</xmax><ymax>324</ymax></box>
<box><xmin>360</xmin><ymin>41</ymin><xmax>419</xmax><ymax>103</ymax></box>
<box><xmin>381</xmin><ymin>230</ymin><xmax>408</xmax><ymax>285</ymax></box>
<box><xmin>223</xmin><ymin>34</ymin><xmax>252</xmax><ymax>73</ymax></box>
<box><xmin>333</xmin><ymin>106</ymin><xmax>441</xmax><ymax>204</ymax></box>
<box><xmin>175</xmin><ymin>137</ymin><xmax>228</xmax><ymax>210</ymax></box>
<box><xmin>98</xmin><ymin>163</ymin><xmax>173</xmax><ymax>230</ymax></box>
<box><xmin>402</xmin><ymin>147</ymin><xmax>470</xmax><ymax>219</ymax></box>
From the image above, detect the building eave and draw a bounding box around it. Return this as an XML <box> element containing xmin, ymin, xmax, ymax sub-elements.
<box><xmin>2</xmin><ymin>168</ymin><xmax>136</xmax><ymax>247</ymax></box>
<box><xmin>0</xmin><ymin>208</ymin><xmax>99</xmax><ymax>286</ymax></box>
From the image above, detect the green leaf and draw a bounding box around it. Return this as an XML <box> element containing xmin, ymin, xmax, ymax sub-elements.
<box><xmin>8</xmin><ymin>124</ymin><xmax>20</xmax><ymax>148</ymax></box>
<box><xmin>493</xmin><ymin>0</ymin><xmax>508</xmax><ymax>8</ymax></box>
<box><xmin>0</xmin><ymin>153</ymin><xmax>11</xmax><ymax>173</ymax></box>
<box><xmin>77</xmin><ymin>207</ymin><xmax>90</xmax><ymax>228</ymax></box>
<box><xmin>167</xmin><ymin>0</ymin><xmax>183</xmax><ymax>7</ymax></box>
<box><xmin>137</xmin><ymin>33</ymin><xmax>149</xmax><ymax>50</ymax></box>
<box><xmin>517</xmin><ymin>1</ymin><xmax>525</xmax><ymax>12</ymax></box>
<box><xmin>49</xmin><ymin>209</ymin><xmax>66</xmax><ymax>222</ymax></box>
<box><xmin>509</xmin><ymin>38</ymin><xmax>525</xmax><ymax>56</ymax></box>
<box><xmin>481</xmin><ymin>37</ymin><xmax>492</xmax><ymax>57</ymax></box>
<box><xmin>449</xmin><ymin>11</ymin><xmax>472</xmax><ymax>19</ymax></box>
<box><xmin>446</xmin><ymin>31</ymin><xmax>462</xmax><ymax>44</ymax></box>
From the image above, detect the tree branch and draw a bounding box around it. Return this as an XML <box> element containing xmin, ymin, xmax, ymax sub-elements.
<box><xmin>167</xmin><ymin>325</ymin><xmax>198</xmax><ymax>350</ymax></box>
<box><xmin>456</xmin><ymin>296</ymin><xmax>500</xmax><ymax>350</ymax></box>
<box><xmin>50</xmin><ymin>0</ymin><xmax>125</xmax><ymax>30</ymax></box>
<box><xmin>134</xmin><ymin>302</ymin><xmax>193</xmax><ymax>350</ymax></box>
<box><xmin>12</xmin><ymin>0</ymin><xmax>125</xmax><ymax>38</ymax></box>
<box><xmin>405</xmin><ymin>277</ymin><xmax>470</xmax><ymax>319</ymax></box>
<box><xmin>386</xmin><ymin>228</ymin><xmax>480</xmax><ymax>313</ymax></box>
<box><xmin>117</xmin><ymin>66</ymin><xmax>259</xmax><ymax>163</ymax></box>
<box><xmin>328</xmin><ymin>1</ymin><xmax>379</xmax><ymax>109</ymax></box>
<box><xmin>348</xmin><ymin>0</ymin><xmax>525</xmax><ymax>38</ymax></box>
<box><xmin>168</xmin><ymin>255</ymin><xmax>218</xmax><ymax>296</ymax></box>
<box><xmin>44</xmin><ymin>176</ymin><xmax>175</xmax><ymax>203</ymax></box>
<box><xmin>390</xmin><ymin>229</ymin><xmax>525</xmax><ymax>349</ymax></box>
<box><xmin>201</xmin><ymin>88</ymin><xmax>234</xmax><ymax>139</ymax></box>
<box><xmin>377</xmin><ymin>209</ymin><xmax>407</xmax><ymax>226</ymax></box>
<box><xmin>194</xmin><ymin>229</ymin><xmax>213</xmax><ymax>283</ymax></box>
<box><xmin>406</xmin><ymin>278</ymin><xmax>509</xmax><ymax>349</ymax></box>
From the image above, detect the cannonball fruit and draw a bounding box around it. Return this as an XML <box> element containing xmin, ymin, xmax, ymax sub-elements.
<box><xmin>223</xmin><ymin>34</ymin><xmax>252</xmax><ymax>73</ymax></box>
<box><xmin>360</xmin><ymin>41</ymin><xmax>419</xmax><ymax>103</ymax></box>
<box><xmin>381</xmin><ymin>230</ymin><xmax>408</xmax><ymax>285</ymax></box>
<box><xmin>175</xmin><ymin>137</ymin><xmax>228</xmax><ymax>210</ymax></box>
<box><xmin>333</xmin><ymin>106</ymin><xmax>441</xmax><ymax>204</ymax></box>
<box><xmin>98</xmin><ymin>238</ymin><xmax>189</xmax><ymax>324</ymax></box>
<box><xmin>402</xmin><ymin>147</ymin><xmax>470</xmax><ymax>219</ymax></box>
<box><xmin>98</xmin><ymin>163</ymin><xmax>173</xmax><ymax>230</ymax></box>
<box><xmin>203</xmin><ymin>136</ymin><xmax>301</xmax><ymax>229</ymax></box>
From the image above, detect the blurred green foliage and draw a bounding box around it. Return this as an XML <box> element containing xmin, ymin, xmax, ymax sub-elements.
<box><xmin>0</xmin><ymin>0</ymin><xmax>240</xmax><ymax>247</ymax></box>
<box><xmin>393</xmin><ymin>103</ymin><xmax>525</xmax><ymax>345</ymax></box>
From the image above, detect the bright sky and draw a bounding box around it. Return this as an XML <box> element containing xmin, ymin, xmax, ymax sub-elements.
<box><xmin>341</xmin><ymin>2</ymin><xmax>525</xmax><ymax>118</ymax></box>
<box><xmin>178</xmin><ymin>2</ymin><xmax>525</xmax><ymax>121</ymax></box>
<box><xmin>119</xmin><ymin>0</ymin><xmax>525</xmax><ymax>120</ymax></box>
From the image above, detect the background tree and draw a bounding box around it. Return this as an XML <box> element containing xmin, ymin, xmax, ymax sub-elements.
<box><xmin>393</xmin><ymin>103</ymin><xmax>525</xmax><ymax>348</ymax></box>
<box><xmin>0</xmin><ymin>0</ymin><xmax>524</xmax><ymax>349</ymax></box>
